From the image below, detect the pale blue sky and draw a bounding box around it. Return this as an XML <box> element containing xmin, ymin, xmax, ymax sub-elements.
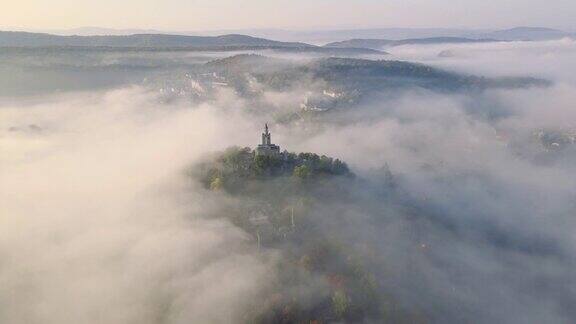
<box><xmin>3</xmin><ymin>0</ymin><xmax>576</xmax><ymax>31</ymax></box>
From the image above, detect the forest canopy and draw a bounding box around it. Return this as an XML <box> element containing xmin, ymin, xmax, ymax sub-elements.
<box><xmin>196</xmin><ymin>146</ymin><xmax>352</xmax><ymax>194</ymax></box>
<box><xmin>188</xmin><ymin>147</ymin><xmax>414</xmax><ymax>323</ymax></box>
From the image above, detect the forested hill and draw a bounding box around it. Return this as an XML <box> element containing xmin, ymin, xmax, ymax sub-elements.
<box><xmin>197</xmin><ymin>146</ymin><xmax>352</xmax><ymax>193</ymax></box>
<box><xmin>206</xmin><ymin>54</ymin><xmax>550</xmax><ymax>95</ymax></box>
<box><xmin>324</xmin><ymin>37</ymin><xmax>499</xmax><ymax>50</ymax></box>
<box><xmin>188</xmin><ymin>147</ymin><xmax>419</xmax><ymax>323</ymax></box>
<box><xmin>0</xmin><ymin>31</ymin><xmax>312</xmax><ymax>48</ymax></box>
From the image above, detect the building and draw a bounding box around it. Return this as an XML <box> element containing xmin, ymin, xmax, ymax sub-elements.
<box><xmin>256</xmin><ymin>124</ymin><xmax>281</xmax><ymax>156</ymax></box>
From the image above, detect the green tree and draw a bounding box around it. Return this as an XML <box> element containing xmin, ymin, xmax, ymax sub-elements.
<box><xmin>293</xmin><ymin>165</ymin><xmax>311</xmax><ymax>179</ymax></box>
<box><xmin>332</xmin><ymin>290</ymin><xmax>350</xmax><ymax>319</ymax></box>
<box><xmin>253</xmin><ymin>154</ymin><xmax>282</xmax><ymax>175</ymax></box>
<box><xmin>209</xmin><ymin>177</ymin><xmax>223</xmax><ymax>191</ymax></box>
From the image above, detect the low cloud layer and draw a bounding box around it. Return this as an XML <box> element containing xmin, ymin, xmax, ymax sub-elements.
<box><xmin>388</xmin><ymin>38</ymin><xmax>576</xmax><ymax>83</ymax></box>
<box><xmin>0</xmin><ymin>88</ymin><xmax>278</xmax><ymax>324</ymax></box>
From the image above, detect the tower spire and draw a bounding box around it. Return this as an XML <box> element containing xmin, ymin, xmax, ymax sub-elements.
<box><xmin>262</xmin><ymin>123</ymin><xmax>271</xmax><ymax>145</ymax></box>
<box><xmin>257</xmin><ymin>123</ymin><xmax>280</xmax><ymax>156</ymax></box>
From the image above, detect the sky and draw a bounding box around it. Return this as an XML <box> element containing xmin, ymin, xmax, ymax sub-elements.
<box><xmin>1</xmin><ymin>0</ymin><xmax>576</xmax><ymax>32</ymax></box>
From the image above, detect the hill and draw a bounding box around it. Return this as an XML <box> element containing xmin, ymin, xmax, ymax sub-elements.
<box><xmin>198</xmin><ymin>146</ymin><xmax>352</xmax><ymax>194</ymax></box>
<box><xmin>0</xmin><ymin>31</ymin><xmax>313</xmax><ymax>48</ymax></box>
<box><xmin>324</xmin><ymin>37</ymin><xmax>499</xmax><ymax>50</ymax></box>
<box><xmin>320</xmin><ymin>27</ymin><xmax>575</xmax><ymax>46</ymax></box>
<box><xmin>200</xmin><ymin>55</ymin><xmax>549</xmax><ymax>104</ymax></box>
<box><xmin>155</xmin><ymin>54</ymin><xmax>548</xmax><ymax>120</ymax></box>
<box><xmin>190</xmin><ymin>146</ymin><xmax>413</xmax><ymax>323</ymax></box>
<box><xmin>480</xmin><ymin>27</ymin><xmax>573</xmax><ymax>41</ymax></box>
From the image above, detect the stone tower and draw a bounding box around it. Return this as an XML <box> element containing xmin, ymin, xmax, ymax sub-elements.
<box><xmin>256</xmin><ymin>123</ymin><xmax>280</xmax><ymax>156</ymax></box>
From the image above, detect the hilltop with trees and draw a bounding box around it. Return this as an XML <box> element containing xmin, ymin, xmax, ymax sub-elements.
<box><xmin>198</xmin><ymin>146</ymin><xmax>352</xmax><ymax>192</ymax></box>
<box><xmin>189</xmin><ymin>146</ymin><xmax>422</xmax><ymax>323</ymax></box>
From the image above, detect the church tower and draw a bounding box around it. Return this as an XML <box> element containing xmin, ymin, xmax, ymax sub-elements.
<box><xmin>256</xmin><ymin>123</ymin><xmax>280</xmax><ymax>156</ymax></box>
<box><xmin>262</xmin><ymin>123</ymin><xmax>272</xmax><ymax>146</ymax></box>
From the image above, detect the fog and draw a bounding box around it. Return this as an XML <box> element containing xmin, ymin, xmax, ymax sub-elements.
<box><xmin>2</xmin><ymin>41</ymin><xmax>576</xmax><ymax>323</ymax></box>
<box><xmin>387</xmin><ymin>38</ymin><xmax>576</xmax><ymax>83</ymax></box>
<box><xmin>0</xmin><ymin>89</ymin><xmax>279</xmax><ymax>324</ymax></box>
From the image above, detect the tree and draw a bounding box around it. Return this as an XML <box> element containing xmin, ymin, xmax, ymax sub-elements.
<box><xmin>332</xmin><ymin>290</ymin><xmax>350</xmax><ymax>319</ymax></box>
<box><xmin>332</xmin><ymin>159</ymin><xmax>349</xmax><ymax>175</ymax></box>
<box><xmin>293</xmin><ymin>165</ymin><xmax>311</xmax><ymax>179</ymax></box>
<box><xmin>253</xmin><ymin>154</ymin><xmax>282</xmax><ymax>175</ymax></box>
<box><xmin>209</xmin><ymin>177</ymin><xmax>223</xmax><ymax>191</ymax></box>
<box><xmin>319</xmin><ymin>155</ymin><xmax>333</xmax><ymax>173</ymax></box>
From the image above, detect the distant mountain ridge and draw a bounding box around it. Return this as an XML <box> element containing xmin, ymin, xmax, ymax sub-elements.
<box><xmin>324</xmin><ymin>37</ymin><xmax>500</xmax><ymax>49</ymax></box>
<box><xmin>14</xmin><ymin>26</ymin><xmax>575</xmax><ymax>44</ymax></box>
<box><xmin>323</xmin><ymin>27</ymin><xmax>576</xmax><ymax>50</ymax></box>
<box><xmin>274</xmin><ymin>26</ymin><xmax>574</xmax><ymax>43</ymax></box>
<box><xmin>2</xmin><ymin>27</ymin><xmax>573</xmax><ymax>49</ymax></box>
<box><xmin>0</xmin><ymin>31</ymin><xmax>313</xmax><ymax>48</ymax></box>
<box><xmin>473</xmin><ymin>27</ymin><xmax>574</xmax><ymax>41</ymax></box>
